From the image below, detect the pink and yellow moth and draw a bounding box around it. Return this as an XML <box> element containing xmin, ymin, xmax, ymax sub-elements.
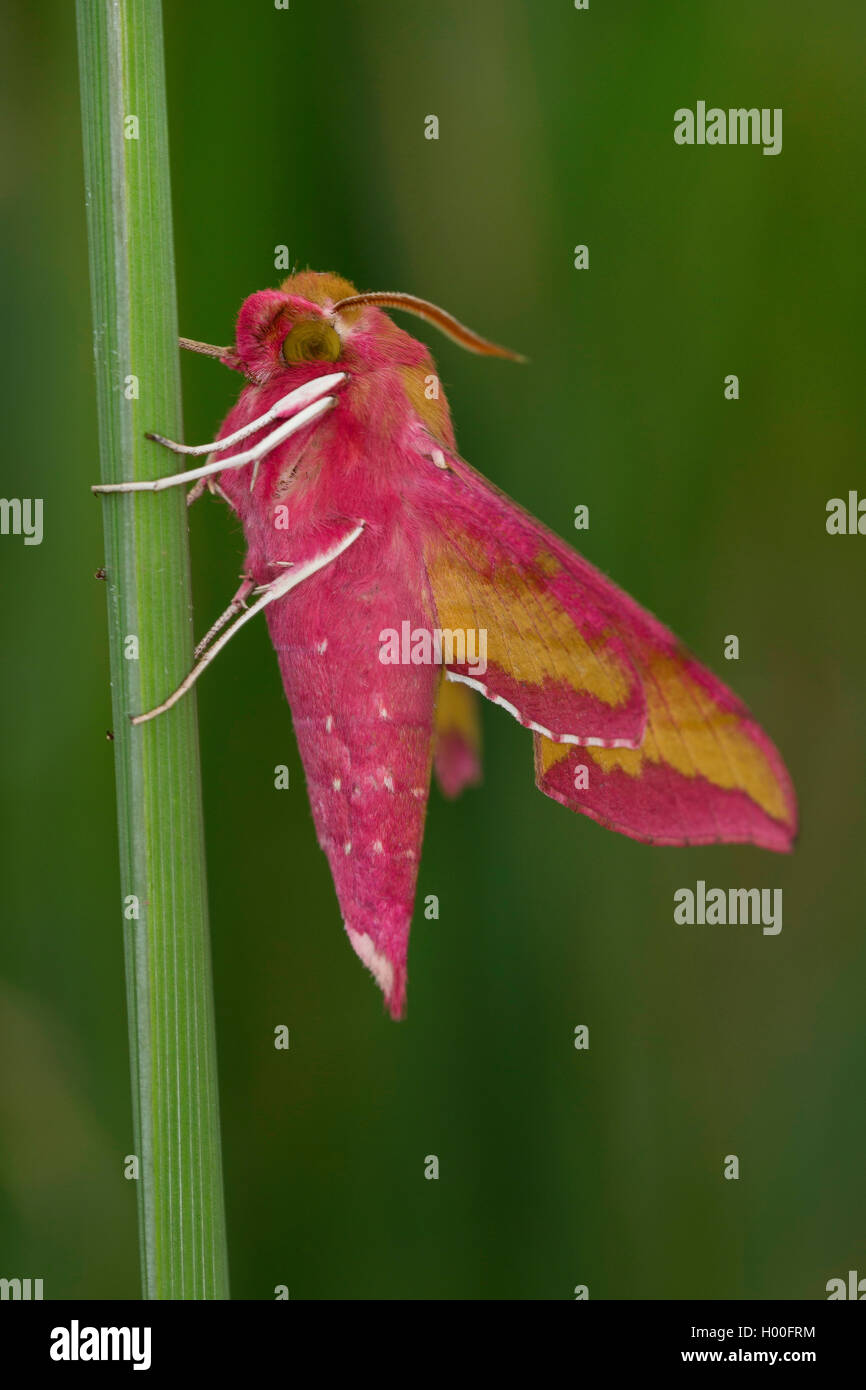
<box><xmin>95</xmin><ymin>271</ymin><xmax>797</xmax><ymax>1018</ymax></box>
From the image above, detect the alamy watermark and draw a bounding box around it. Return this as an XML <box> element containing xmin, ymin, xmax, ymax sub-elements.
<box><xmin>50</xmin><ymin>1320</ymin><xmax>151</xmax><ymax>1370</ymax></box>
<box><xmin>0</xmin><ymin>1276</ymin><xmax>43</xmax><ymax>1299</ymax></box>
<box><xmin>826</xmin><ymin>1269</ymin><xmax>866</xmax><ymax>1299</ymax></box>
<box><xmin>379</xmin><ymin>620</ymin><xmax>487</xmax><ymax>677</ymax></box>
<box><xmin>674</xmin><ymin>880</ymin><xmax>783</xmax><ymax>935</ymax></box>
<box><xmin>674</xmin><ymin>103</ymin><xmax>782</xmax><ymax>156</ymax></box>
<box><xmin>0</xmin><ymin>498</ymin><xmax>42</xmax><ymax>545</ymax></box>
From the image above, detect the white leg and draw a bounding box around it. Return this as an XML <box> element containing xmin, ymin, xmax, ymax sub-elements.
<box><xmin>193</xmin><ymin>576</ymin><xmax>255</xmax><ymax>659</ymax></box>
<box><xmin>130</xmin><ymin>522</ymin><xmax>365</xmax><ymax>725</ymax></box>
<box><xmin>145</xmin><ymin>372</ymin><xmax>347</xmax><ymax>456</ymax></box>
<box><xmin>186</xmin><ymin>476</ymin><xmax>208</xmax><ymax>506</ymax></box>
<box><xmin>94</xmin><ymin>396</ymin><xmax>338</xmax><ymax>495</ymax></box>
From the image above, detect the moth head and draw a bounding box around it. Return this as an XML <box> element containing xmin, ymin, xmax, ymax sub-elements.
<box><xmin>231</xmin><ymin>286</ymin><xmax>347</xmax><ymax>382</ymax></box>
<box><xmin>178</xmin><ymin>270</ymin><xmax>524</xmax><ymax>379</ymax></box>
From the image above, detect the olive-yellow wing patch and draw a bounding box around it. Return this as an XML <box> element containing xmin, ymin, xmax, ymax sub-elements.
<box><xmin>535</xmin><ymin>648</ymin><xmax>796</xmax><ymax>850</ymax></box>
<box><xmin>415</xmin><ymin>452</ymin><xmax>647</xmax><ymax>749</ymax></box>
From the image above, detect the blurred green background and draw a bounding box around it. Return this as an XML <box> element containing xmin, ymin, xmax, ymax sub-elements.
<box><xmin>2</xmin><ymin>0</ymin><xmax>864</xmax><ymax>1299</ymax></box>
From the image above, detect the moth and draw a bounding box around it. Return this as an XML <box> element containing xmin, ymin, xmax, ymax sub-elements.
<box><xmin>95</xmin><ymin>272</ymin><xmax>797</xmax><ymax>1018</ymax></box>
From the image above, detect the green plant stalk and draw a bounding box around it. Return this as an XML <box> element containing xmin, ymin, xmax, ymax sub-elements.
<box><xmin>77</xmin><ymin>0</ymin><xmax>229</xmax><ymax>1299</ymax></box>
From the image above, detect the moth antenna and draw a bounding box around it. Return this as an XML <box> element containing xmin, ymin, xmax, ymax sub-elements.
<box><xmin>179</xmin><ymin>336</ymin><xmax>234</xmax><ymax>359</ymax></box>
<box><xmin>131</xmin><ymin>524</ymin><xmax>365</xmax><ymax>724</ymax></box>
<box><xmin>332</xmin><ymin>292</ymin><xmax>526</xmax><ymax>362</ymax></box>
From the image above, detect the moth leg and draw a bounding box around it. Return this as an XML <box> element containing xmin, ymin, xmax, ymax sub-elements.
<box><xmin>144</xmin><ymin>372</ymin><xmax>348</xmax><ymax>457</ymax></box>
<box><xmin>208</xmin><ymin>479</ymin><xmax>232</xmax><ymax>505</ymax></box>
<box><xmin>92</xmin><ymin>374</ymin><xmax>346</xmax><ymax>496</ymax></box>
<box><xmin>193</xmin><ymin>575</ymin><xmax>255</xmax><ymax>659</ymax></box>
<box><xmin>186</xmin><ymin>476</ymin><xmax>209</xmax><ymax>506</ymax></box>
<box><xmin>130</xmin><ymin>521</ymin><xmax>366</xmax><ymax>726</ymax></box>
<box><xmin>93</xmin><ymin>400</ymin><xmax>333</xmax><ymax>495</ymax></box>
<box><xmin>188</xmin><ymin>472</ymin><xmax>232</xmax><ymax>507</ymax></box>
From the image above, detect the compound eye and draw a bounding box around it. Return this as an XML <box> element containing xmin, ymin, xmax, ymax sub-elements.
<box><xmin>282</xmin><ymin>319</ymin><xmax>342</xmax><ymax>364</ymax></box>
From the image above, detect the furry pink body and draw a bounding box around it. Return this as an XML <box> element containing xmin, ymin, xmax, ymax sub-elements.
<box><xmin>216</xmin><ymin>326</ymin><xmax>446</xmax><ymax>1017</ymax></box>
